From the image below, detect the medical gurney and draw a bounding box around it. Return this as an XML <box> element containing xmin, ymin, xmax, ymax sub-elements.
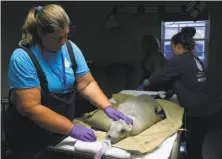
<box><xmin>48</xmin><ymin>90</ymin><xmax>184</xmax><ymax>159</ymax></box>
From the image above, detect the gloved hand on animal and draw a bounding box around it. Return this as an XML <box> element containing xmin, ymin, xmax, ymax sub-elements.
<box><xmin>104</xmin><ymin>106</ymin><xmax>133</xmax><ymax>125</ymax></box>
<box><xmin>69</xmin><ymin>124</ymin><xmax>97</xmax><ymax>142</ymax></box>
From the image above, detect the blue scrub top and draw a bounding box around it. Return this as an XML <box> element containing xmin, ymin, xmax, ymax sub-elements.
<box><xmin>8</xmin><ymin>40</ymin><xmax>90</xmax><ymax>93</ymax></box>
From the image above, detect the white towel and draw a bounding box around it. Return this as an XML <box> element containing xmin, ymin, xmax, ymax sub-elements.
<box><xmin>73</xmin><ymin>133</ymin><xmax>177</xmax><ymax>159</ymax></box>
<box><xmin>74</xmin><ymin>141</ymin><xmax>131</xmax><ymax>159</ymax></box>
<box><xmin>55</xmin><ymin>136</ymin><xmax>77</xmax><ymax>152</ymax></box>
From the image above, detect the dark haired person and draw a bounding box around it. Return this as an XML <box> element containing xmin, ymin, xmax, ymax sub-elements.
<box><xmin>141</xmin><ymin>27</ymin><xmax>219</xmax><ymax>159</ymax></box>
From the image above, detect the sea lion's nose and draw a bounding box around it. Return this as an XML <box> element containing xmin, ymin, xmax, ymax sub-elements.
<box><xmin>107</xmin><ymin>135</ymin><xmax>111</xmax><ymax>139</ymax></box>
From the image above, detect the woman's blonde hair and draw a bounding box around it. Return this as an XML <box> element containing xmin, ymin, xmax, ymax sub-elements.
<box><xmin>19</xmin><ymin>4</ymin><xmax>70</xmax><ymax>47</ymax></box>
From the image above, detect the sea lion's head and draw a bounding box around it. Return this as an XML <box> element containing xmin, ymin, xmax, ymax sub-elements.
<box><xmin>106</xmin><ymin>119</ymin><xmax>133</xmax><ymax>144</ymax></box>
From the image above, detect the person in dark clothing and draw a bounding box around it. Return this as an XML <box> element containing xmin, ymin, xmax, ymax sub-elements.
<box><xmin>139</xmin><ymin>27</ymin><xmax>219</xmax><ymax>159</ymax></box>
<box><xmin>137</xmin><ymin>35</ymin><xmax>168</xmax><ymax>91</ymax></box>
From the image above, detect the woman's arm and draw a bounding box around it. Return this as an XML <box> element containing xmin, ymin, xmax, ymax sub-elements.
<box><xmin>76</xmin><ymin>72</ymin><xmax>111</xmax><ymax>110</ymax></box>
<box><xmin>76</xmin><ymin>72</ymin><xmax>133</xmax><ymax>124</ymax></box>
<box><xmin>144</xmin><ymin>57</ymin><xmax>183</xmax><ymax>88</ymax></box>
<box><xmin>15</xmin><ymin>86</ymin><xmax>73</xmax><ymax>135</ymax></box>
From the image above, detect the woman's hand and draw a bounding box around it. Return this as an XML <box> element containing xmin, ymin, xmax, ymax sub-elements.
<box><xmin>137</xmin><ymin>82</ymin><xmax>145</xmax><ymax>90</ymax></box>
<box><xmin>104</xmin><ymin>106</ymin><xmax>133</xmax><ymax>125</ymax></box>
<box><xmin>69</xmin><ymin>125</ymin><xmax>96</xmax><ymax>142</ymax></box>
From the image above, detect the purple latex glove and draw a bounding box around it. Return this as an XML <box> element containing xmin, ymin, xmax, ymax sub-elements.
<box><xmin>69</xmin><ymin>125</ymin><xmax>96</xmax><ymax>142</ymax></box>
<box><xmin>137</xmin><ymin>83</ymin><xmax>145</xmax><ymax>90</ymax></box>
<box><xmin>104</xmin><ymin>106</ymin><xmax>133</xmax><ymax>125</ymax></box>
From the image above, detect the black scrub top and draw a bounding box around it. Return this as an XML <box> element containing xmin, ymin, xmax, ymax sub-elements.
<box><xmin>149</xmin><ymin>51</ymin><xmax>218</xmax><ymax>117</ymax></box>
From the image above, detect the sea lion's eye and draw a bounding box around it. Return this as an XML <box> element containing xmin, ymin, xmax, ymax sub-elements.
<box><xmin>120</xmin><ymin>129</ymin><xmax>126</xmax><ymax>134</ymax></box>
<box><xmin>107</xmin><ymin>135</ymin><xmax>111</xmax><ymax>139</ymax></box>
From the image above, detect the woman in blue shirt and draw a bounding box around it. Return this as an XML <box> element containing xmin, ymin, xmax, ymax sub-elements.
<box><xmin>6</xmin><ymin>4</ymin><xmax>133</xmax><ymax>159</ymax></box>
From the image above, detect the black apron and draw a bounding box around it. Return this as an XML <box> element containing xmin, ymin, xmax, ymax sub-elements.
<box><xmin>5</xmin><ymin>41</ymin><xmax>77</xmax><ymax>158</ymax></box>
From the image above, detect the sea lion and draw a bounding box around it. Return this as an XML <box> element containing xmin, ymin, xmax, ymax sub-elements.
<box><xmin>106</xmin><ymin>94</ymin><xmax>162</xmax><ymax>144</ymax></box>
